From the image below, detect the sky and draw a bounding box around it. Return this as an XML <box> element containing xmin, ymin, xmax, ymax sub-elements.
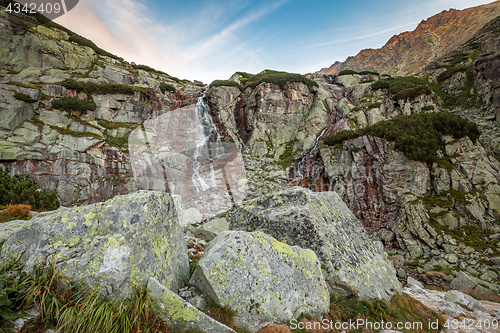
<box><xmin>54</xmin><ymin>0</ymin><xmax>495</xmax><ymax>84</ymax></box>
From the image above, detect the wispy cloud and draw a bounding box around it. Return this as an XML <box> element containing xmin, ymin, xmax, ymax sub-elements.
<box><xmin>54</xmin><ymin>0</ymin><xmax>288</xmax><ymax>83</ymax></box>
<box><xmin>296</xmin><ymin>21</ymin><xmax>420</xmax><ymax>51</ymax></box>
<box><xmin>53</xmin><ymin>0</ymin><xmax>493</xmax><ymax>82</ymax></box>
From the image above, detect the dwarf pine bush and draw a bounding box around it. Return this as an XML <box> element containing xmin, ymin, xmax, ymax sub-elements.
<box><xmin>323</xmin><ymin>112</ymin><xmax>480</xmax><ymax>165</ymax></box>
<box><xmin>0</xmin><ymin>167</ymin><xmax>59</xmax><ymax>211</ymax></box>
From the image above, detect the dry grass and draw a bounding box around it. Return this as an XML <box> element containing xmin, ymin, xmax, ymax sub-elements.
<box><xmin>0</xmin><ymin>204</ymin><xmax>32</xmax><ymax>223</ymax></box>
<box><xmin>326</xmin><ymin>293</ymin><xmax>444</xmax><ymax>333</ymax></box>
<box><xmin>259</xmin><ymin>324</ymin><xmax>292</xmax><ymax>333</ymax></box>
<box><xmin>463</xmin><ymin>288</ymin><xmax>500</xmax><ymax>303</ymax></box>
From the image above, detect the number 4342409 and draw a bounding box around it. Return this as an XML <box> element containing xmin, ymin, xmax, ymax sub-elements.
<box><xmin>5</xmin><ymin>2</ymin><xmax>62</xmax><ymax>14</ymax></box>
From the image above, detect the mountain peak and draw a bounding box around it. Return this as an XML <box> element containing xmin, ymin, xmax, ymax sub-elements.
<box><xmin>325</xmin><ymin>1</ymin><xmax>500</xmax><ymax>76</ymax></box>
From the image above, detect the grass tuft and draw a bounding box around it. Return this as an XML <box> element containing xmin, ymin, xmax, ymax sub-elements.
<box><xmin>206</xmin><ymin>299</ymin><xmax>236</xmax><ymax>328</ymax></box>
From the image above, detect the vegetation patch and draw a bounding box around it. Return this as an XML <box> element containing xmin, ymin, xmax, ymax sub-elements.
<box><xmin>337</xmin><ymin>69</ymin><xmax>380</xmax><ymax>76</ymax></box>
<box><xmin>96</xmin><ymin>119</ymin><xmax>137</xmax><ymax>130</ymax></box>
<box><xmin>205</xmin><ymin>299</ymin><xmax>236</xmax><ymax>328</ymax></box>
<box><xmin>234</xmin><ymin>71</ymin><xmax>255</xmax><ymax>86</ymax></box>
<box><xmin>210</xmin><ymin>70</ymin><xmax>318</xmax><ymax>91</ymax></box>
<box><xmin>0</xmin><ymin>167</ymin><xmax>59</xmax><ymax>211</ymax></box>
<box><xmin>428</xmin><ymin>218</ymin><xmax>497</xmax><ymax>252</ymax></box>
<box><xmin>327</xmin><ymin>293</ymin><xmax>443</xmax><ymax>333</ymax></box>
<box><xmin>51</xmin><ymin>97</ymin><xmax>96</xmax><ymax>112</ymax></box>
<box><xmin>132</xmin><ymin>64</ymin><xmax>168</xmax><ymax>76</ymax></box>
<box><xmin>209</xmin><ymin>80</ymin><xmax>243</xmax><ymax>89</ymax></box>
<box><xmin>338</xmin><ymin>69</ymin><xmax>358</xmax><ymax>76</ymax></box>
<box><xmin>323</xmin><ymin>112</ymin><xmax>480</xmax><ymax>165</ymax></box>
<box><xmin>371</xmin><ymin>76</ymin><xmax>431</xmax><ymax>101</ymax></box>
<box><xmin>0</xmin><ymin>204</ymin><xmax>31</xmax><ymax>223</ymax></box>
<box><xmin>14</xmin><ymin>92</ymin><xmax>36</xmax><ymax>103</ymax></box>
<box><xmin>50</xmin><ymin>125</ymin><xmax>101</xmax><ymax>139</ymax></box>
<box><xmin>57</xmin><ymin>79</ymin><xmax>149</xmax><ymax>95</ymax></box>
<box><xmin>367</xmin><ymin>102</ymin><xmax>382</xmax><ymax>109</ymax></box>
<box><xmin>159</xmin><ymin>83</ymin><xmax>176</xmax><ymax>94</ymax></box>
<box><xmin>275</xmin><ymin>141</ymin><xmax>296</xmax><ymax>170</ymax></box>
<box><xmin>106</xmin><ymin>136</ymin><xmax>128</xmax><ymax>149</ymax></box>
<box><xmin>0</xmin><ymin>258</ymin><xmax>169</xmax><ymax>333</ymax></box>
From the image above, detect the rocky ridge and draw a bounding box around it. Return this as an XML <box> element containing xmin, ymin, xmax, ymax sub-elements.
<box><xmin>324</xmin><ymin>1</ymin><xmax>500</xmax><ymax>77</ymax></box>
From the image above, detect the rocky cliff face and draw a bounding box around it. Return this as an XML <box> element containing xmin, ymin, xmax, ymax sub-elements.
<box><xmin>206</xmin><ymin>80</ymin><xmax>337</xmax><ymax>198</ymax></box>
<box><xmin>325</xmin><ymin>1</ymin><xmax>500</xmax><ymax>77</ymax></box>
<box><xmin>0</xmin><ymin>8</ymin><xmax>203</xmax><ymax>204</ymax></box>
<box><xmin>204</xmin><ymin>13</ymin><xmax>500</xmax><ymax>293</ymax></box>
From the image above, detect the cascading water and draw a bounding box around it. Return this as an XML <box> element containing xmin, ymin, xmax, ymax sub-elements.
<box><xmin>191</xmin><ymin>94</ymin><xmax>224</xmax><ymax>192</ymax></box>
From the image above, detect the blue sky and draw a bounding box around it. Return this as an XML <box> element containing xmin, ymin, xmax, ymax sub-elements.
<box><xmin>55</xmin><ymin>0</ymin><xmax>494</xmax><ymax>83</ymax></box>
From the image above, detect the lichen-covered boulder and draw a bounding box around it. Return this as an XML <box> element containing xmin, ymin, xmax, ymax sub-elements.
<box><xmin>230</xmin><ymin>187</ymin><xmax>402</xmax><ymax>301</ymax></box>
<box><xmin>190</xmin><ymin>231</ymin><xmax>329</xmax><ymax>332</ymax></box>
<box><xmin>0</xmin><ymin>191</ymin><xmax>188</xmax><ymax>296</ymax></box>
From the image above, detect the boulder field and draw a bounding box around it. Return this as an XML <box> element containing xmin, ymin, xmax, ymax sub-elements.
<box><xmin>0</xmin><ymin>189</ymin><xmax>402</xmax><ymax>332</ymax></box>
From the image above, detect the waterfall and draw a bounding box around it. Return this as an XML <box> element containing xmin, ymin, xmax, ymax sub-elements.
<box><xmin>191</xmin><ymin>94</ymin><xmax>224</xmax><ymax>192</ymax></box>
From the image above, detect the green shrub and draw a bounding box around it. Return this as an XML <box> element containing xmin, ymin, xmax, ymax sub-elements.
<box><xmin>210</xmin><ymin>70</ymin><xmax>318</xmax><ymax>91</ymax></box>
<box><xmin>14</xmin><ymin>92</ymin><xmax>36</xmax><ymax>103</ymax></box>
<box><xmin>367</xmin><ymin>102</ymin><xmax>382</xmax><ymax>109</ymax></box>
<box><xmin>51</xmin><ymin>97</ymin><xmax>96</xmax><ymax>112</ymax></box>
<box><xmin>242</xmin><ymin>70</ymin><xmax>318</xmax><ymax>90</ymax></box>
<box><xmin>210</xmin><ymin>80</ymin><xmax>242</xmax><ymax>89</ymax></box>
<box><xmin>159</xmin><ymin>83</ymin><xmax>176</xmax><ymax>94</ymax></box>
<box><xmin>0</xmin><ymin>167</ymin><xmax>59</xmax><ymax>211</ymax></box>
<box><xmin>67</xmin><ymin>35</ymin><xmax>119</xmax><ymax>60</ymax></box>
<box><xmin>57</xmin><ymin>80</ymin><xmax>139</xmax><ymax>95</ymax></box>
<box><xmin>446</xmin><ymin>52</ymin><xmax>468</xmax><ymax>66</ymax></box>
<box><xmin>234</xmin><ymin>71</ymin><xmax>255</xmax><ymax>85</ymax></box>
<box><xmin>437</xmin><ymin>66</ymin><xmax>468</xmax><ymax>83</ymax></box>
<box><xmin>132</xmin><ymin>64</ymin><xmax>168</xmax><ymax>76</ymax></box>
<box><xmin>323</xmin><ymin>112</ymin><xmax>480</xmax><ymax>165</ymax></box>
<box><xmin>359</xmin><ymin>70</ymin><xmax>380</xmax><ymax>76</ymax></box>
<box><xmin>82</xmin><ymin>82</ymin><xmax>135</xmax><ymax>95</ymax></box>
<box><xmin>422</xmin><ymin>105</ymin><xmax>435</xmax><ymax>111</ymax></box>
<box><xmin>338</xmin><ymin>69</ymin><xmax>358</xmax><ymax>76</ymax></box>
<box><xmin>59</xmin><ymin>79</ymin><xmax>85</xmax><ymax>92</ymax></box>
<box><xmin>371</xmin><ymin>76</ymin><xmax>431</xmax><ymax>101</ymax></box>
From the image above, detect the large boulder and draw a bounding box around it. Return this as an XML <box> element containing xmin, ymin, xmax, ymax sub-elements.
<box><xmin>0</xmin><ymin>191</ymin><xmax>189</xmax><ymax>296</ymax></box>
<box><xmin>190</xmin><ymin>231</ymin><xmax>329</xmax><ymax>332</ymax></box>
<box><xmin>230</xmin><ymin>187</ymin><xmax>402</xmax><ymax>301</ymax></box>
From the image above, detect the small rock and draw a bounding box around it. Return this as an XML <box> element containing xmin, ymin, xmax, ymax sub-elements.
<box><xmin>444</xmin><ymin>290</ymin><xmax>481</xmax><ymax>311</ymax></box>
<box><xmin>487</xmin><ymin>270</ymin><xmax>498</xmax><ymax>280</ymax></box>
<box><xmin>450</xmin><ymin>271</ymin><xmax>479</xmax><ymax>292</ymax></box>
<box><xmin>443</xmin><ymin>275</ymin><xmax>454</xmax><ymax>282</ymax></box>
<box><xmin>179</xmin><ymin>290</ymin><xmax>192</xmax><ymax>299</ymax></box>
<box><xmin>438</xmin><ymin>300</ymin><xmax>463</xmax><ymax>318</ymax></box>
<box><xmin>407</xmin><ymin>276</ymin><xmax>423</xmax><ymax>289</ymax></box>
<box><xmin>189</xmin><ymin>296</ymin><xmax>208</xmax><ymax>311</ymax></box>
<box><xmin>445</xmin><ymin>253</ymin><xmax>458</xmax><ymax>264</ymax></box>
<box><xmin>423</xmin><ymin>263</ymin><xmax>434</xmax><ymax>271</ymax></box>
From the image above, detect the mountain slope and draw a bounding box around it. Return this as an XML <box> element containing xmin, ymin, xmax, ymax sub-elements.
<box><xmin>0</xmin><ymin>6</ymin><xmax>203</xmax><ymax>204</ymax></box>
<box><xmin>325</xmin><ymin>1</ymin><xmax>500</xmax><ymax>76</ymax></box>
